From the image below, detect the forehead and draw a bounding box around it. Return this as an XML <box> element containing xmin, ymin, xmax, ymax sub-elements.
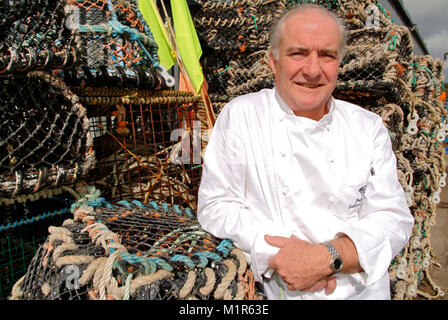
<box><xmin>280</xmin><ymin>9</ymin><xmax>341</xmax><ymax>49</ymax></box>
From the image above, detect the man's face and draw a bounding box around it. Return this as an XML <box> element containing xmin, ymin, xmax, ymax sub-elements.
<box><xmin>269</xmin><ymin>10</ymin><xmax>341</xmax><ymax>120</ymax></box>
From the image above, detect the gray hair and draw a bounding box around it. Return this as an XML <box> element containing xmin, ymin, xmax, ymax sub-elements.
<box><xmin>269</xmin><ymin>4</ymin><xmax>347</xmax><ymax>61</ymax></box>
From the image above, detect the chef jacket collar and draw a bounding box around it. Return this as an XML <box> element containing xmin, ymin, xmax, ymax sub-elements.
<box><xmin>273</xmin><ymin>87</ymin><xmax>335</xmax><ymax>127</ymax></box>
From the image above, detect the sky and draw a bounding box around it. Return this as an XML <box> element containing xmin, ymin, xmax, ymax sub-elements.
<box><xmin>401</xmin><ymin>0</ymin><xmax>448</xmax><ymax>82</ymax></box>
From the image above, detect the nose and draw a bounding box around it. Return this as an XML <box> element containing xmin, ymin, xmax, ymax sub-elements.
<box><xmin>302</xmin><ymin>51</ymin><xmax>321</xmax><ymax>79</ymax></box>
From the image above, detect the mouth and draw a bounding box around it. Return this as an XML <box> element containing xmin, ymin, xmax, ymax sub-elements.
<box><xmin>296</xmin><ymin>82</ymin><xmax>322</xmax><ymax>89</ymax></box>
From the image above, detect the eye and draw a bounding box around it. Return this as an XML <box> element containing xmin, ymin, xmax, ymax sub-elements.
<box><xmin>321</xmin><ymin>51</ymin><xmax>338</xmax><ymax>58</ymax></box>
<box><xmin>289</xmin><ymin>50</ymin><xmax>307</xmax><ymax>58</ymax></box>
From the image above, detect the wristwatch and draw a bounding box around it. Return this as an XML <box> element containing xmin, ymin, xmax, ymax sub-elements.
<box><xmin>321</xmin><ymin>240</ymin><xmax>343</xmax><ymax>274</ymax></box>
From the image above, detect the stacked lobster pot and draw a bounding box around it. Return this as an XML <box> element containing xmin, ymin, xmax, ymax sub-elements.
<box><xmin>386</xmin><ymin>54</ymin><xmax>447</xmax><ymax>299</ymax></box>
<box><xmin>191</xmin><ymin>0</ymin><xmax>447</xmax><ymax>299</ymax></box>
<box><xmin>2</xmin><ymin>0</ymin><xmax>260</xmax><ymax>300</ymax></box>
<box><xmin>0</xmin><ymin>0</ymin><xmax>95</xmax><ymax>299</ymax></box>
<box><xmin>334</xmin><ymin>0</ymin><xmax>447</xmax><ymax>300</ymax></box>
<box><xmin>0</xmin><ymin>0</ymin><xmax>95</xmax><ymax>205</ymax></box>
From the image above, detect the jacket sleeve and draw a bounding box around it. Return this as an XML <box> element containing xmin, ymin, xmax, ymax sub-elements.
<box><xmin>339</xmin><ymin>116</ymin><xmax>414</xmax><ymax>285</ymax></box>
<box><xmin>197</xmin><ymin>104</ymin><xmax>290</xmax><ymax>283</ymax></box>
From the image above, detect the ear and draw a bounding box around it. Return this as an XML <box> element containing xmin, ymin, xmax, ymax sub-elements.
<box><xmin>268</xmin><ymin>50</ymin><xmax>277</xmax><ymax>74</ymax></box>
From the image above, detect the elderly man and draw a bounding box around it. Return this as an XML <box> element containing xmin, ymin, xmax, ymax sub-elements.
<box><xmin>197</xmin><ymin>4</ymin><xmax>414</xmax><ymax>300</ymax></box>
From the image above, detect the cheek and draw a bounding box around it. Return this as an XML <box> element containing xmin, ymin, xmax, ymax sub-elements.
<box><xmin>276</xmin><ymin>60</ymin><xmax>300</xmax><ymax>79</ymax></box>
<box><xmin>324</xmin><ymin>64</ymin><xmax>340</xmax><ymax>81</ymax></box>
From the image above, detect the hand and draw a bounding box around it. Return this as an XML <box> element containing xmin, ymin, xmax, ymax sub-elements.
<box><xmin>265</xmin><ymin>234</ymin><xmax>336</xmax><ymax>295</ymax></box>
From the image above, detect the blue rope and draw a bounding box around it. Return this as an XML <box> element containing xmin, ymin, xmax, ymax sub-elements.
<box><xmin>149</xmin><ymin>201</ymin><xmax>159</xmax><ymax>210</ymax></box>
<box><xmin>116</xmin><ymin>200</ymin><xmax>132</xmax><ymax>209</ymax></box>
<box><xmin>173</xmin><ymin>205</ymin><xmax>182</xmax><ymax>214</ymax></box>
<box><xmin>216</xmin><ymin>239</ymin><xmax>234</xmax><ymax>257</ymax></box>
<box><xmin>116</xmin><ymin>251</ymin><xmax>174</xmax><ymax>272</ymax></box>
<box><xmin>0</xmin><ymin>207</ymin><xmax>71</xmax><ymax>232</ymax></box>
<box><xmin>193</xmin><ymin>251</ymin><xmax>222</xmax><ymax>267</ymax></box>
<box><xmin>131</xmin><ymin>200</ymin><xmax>145</xmax><ymax>209</ymax></box>
<box><xmin>71</xmin><ymin>196</ymin><xmax>113</xmax><ymax>211</ymax></box>
<box><xmin>76</xmin><ymin>21</ymin><xmax>160</xmax><ymax>69</ymax></box>
<box><xmin>171</xmin><ymin>254</ymin><xmax>195</xmax><ymax>268</ymax></box>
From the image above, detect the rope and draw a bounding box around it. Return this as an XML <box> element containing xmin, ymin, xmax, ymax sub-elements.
<box><xmin>178</xmin><ymin>271</ymin><xmax>197</xmax><ymax>298</ymax></box>
<box><xmin>214</xmin><ymin>259</ymin><xmax>237</xmax><ymax>299</ymax></box>
<box><xmin>199</xmin><ymin>268</ymin><xmax>216</xmax><ymax>296</ymax></box>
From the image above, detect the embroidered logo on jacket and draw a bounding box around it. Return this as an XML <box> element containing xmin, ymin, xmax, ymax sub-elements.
<box><xmin>348</xmin><ymin>185</ymin><xmax>367</xmax><ymax>210</ymax></box>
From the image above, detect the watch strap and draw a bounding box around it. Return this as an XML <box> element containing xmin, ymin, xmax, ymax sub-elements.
<box><xmin>321</xmin><ymin>240</ymin><xmax>343</xmax><ymax>273</ymax></box>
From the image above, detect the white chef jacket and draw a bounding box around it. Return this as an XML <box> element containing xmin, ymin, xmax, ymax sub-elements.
<box><xmin>197</xmin><ymin>88</ymin><xmax>414</xmax><ymax>300</ymax></box>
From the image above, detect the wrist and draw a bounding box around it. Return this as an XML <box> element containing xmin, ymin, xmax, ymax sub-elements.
<box><xmin>320</xmin><ymin>240</ymin><xmax>343</xmax><ymax>275</ymax></box>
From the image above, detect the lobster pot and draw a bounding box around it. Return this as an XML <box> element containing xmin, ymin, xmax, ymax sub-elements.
<box><xmin>406</xmin><ymin>55</ymin><xmax>446</xmax><ymax>101</ymax></box>
<box><xmin>0</xmin><ymin>72</ymin><xmax>95</xmax><ymax>204</ymax></box>
<box><xmin>336</xmin><ymin>26</ymin><xmax>413</xmax><ymax>103</ymax></box>
<box><xmin>0</xmin><ymin>0</ymin><xmax>171</xmax><ymax>89</ymax></box>
<box><xmin>63</xmin><ymin>0</ymin><xmax>171</xmax><ymax>90</ymax></box>
<box><xmin>73</xmin><ymin>88</ymin><xmax>205</xmax><ymax>209</ymax></box>
<box><xmin>9</xmin><ymin>189</ymin><xmax>262</xmax><ymax>300</ymax></box>
<box><xmin>0</xmin><ymin>0</ymin><xmax>76</xmax><ymax>75</ymax></box>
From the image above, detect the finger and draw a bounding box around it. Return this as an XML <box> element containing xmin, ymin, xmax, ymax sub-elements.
<box><xmin>302</xmin><ymin>278</ymin><xmax>328</xmax><ymax>293</ymax></box>
<box><xmin>264</xmin><ymin>235</ymin><xmax>290</xmax><ymax>248</ymax></box>
<box><xmin>325</xmin><ymin>277</ymin><xmax>337</xmax><ymax>295</ymax></box>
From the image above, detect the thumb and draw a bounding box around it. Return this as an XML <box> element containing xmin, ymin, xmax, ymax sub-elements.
<box><xmin>264</xmin><ymin>235</ymin><xmax>289</xmax><ymax>248</ymax></box>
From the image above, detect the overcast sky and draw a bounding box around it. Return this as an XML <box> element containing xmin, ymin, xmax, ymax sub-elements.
<box><xmin>402</xmin><ymin>0</ymin><xmax>448</xmax><ymax>81</ymax></box>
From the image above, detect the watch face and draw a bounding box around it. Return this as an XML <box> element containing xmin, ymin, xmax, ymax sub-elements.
<box><xmin>334</xmin><ymin>258</ymin><xmax>343</xmax><ymax>271</ymax></box>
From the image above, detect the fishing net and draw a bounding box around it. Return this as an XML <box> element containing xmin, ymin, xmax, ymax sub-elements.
<box><xmin>9</xmin><ymin>187</ymin><xmax>263</xmax><ymax>300</ymax></box>
<box><xmin>0</xmin><ymin>71</ymin><xmax>95</xmax><ymax>203</ymax></box>
<box><xmin>191</xmin><ymin>0</ymin><xmax>447</xmax><ymax>299</ymax></box>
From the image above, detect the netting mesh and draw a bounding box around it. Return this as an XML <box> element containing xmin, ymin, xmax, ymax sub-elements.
<box><xmin>10</xmin><ymin>188</ymin><xmax>263</xmax><ymax>300</ymax></box>
<box><xmin>63</xmin><ymin>0</ymin><xmax>173</xmax><ymax>89</ymax></box>
<box><xmin>0</xmin><ymin>0</ymin><xmax>75</xmax><ymax>74</ymax></box>
<box><xmin>0</xmin><ymin>195</ymin><xmax>73</xmax><ymax>299</ymax></box>
<box><xmin>0</xmin><ymin>0</ymin><xmax>170</xmax><ymax>89</ymax></box>
<box><xmin>0</xmin><ymin>71</ymin><xmax>95</xmax><ymax>202</ymax></box>
<box><xmin>191</xmin><ymin>0</ymin><xmax>447</xmax><ymax>299</ymax></box>
<box><xmin>76</xmin><ymin>88</ymin><xmax>205</xmax><ymax>209</ymax></box>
